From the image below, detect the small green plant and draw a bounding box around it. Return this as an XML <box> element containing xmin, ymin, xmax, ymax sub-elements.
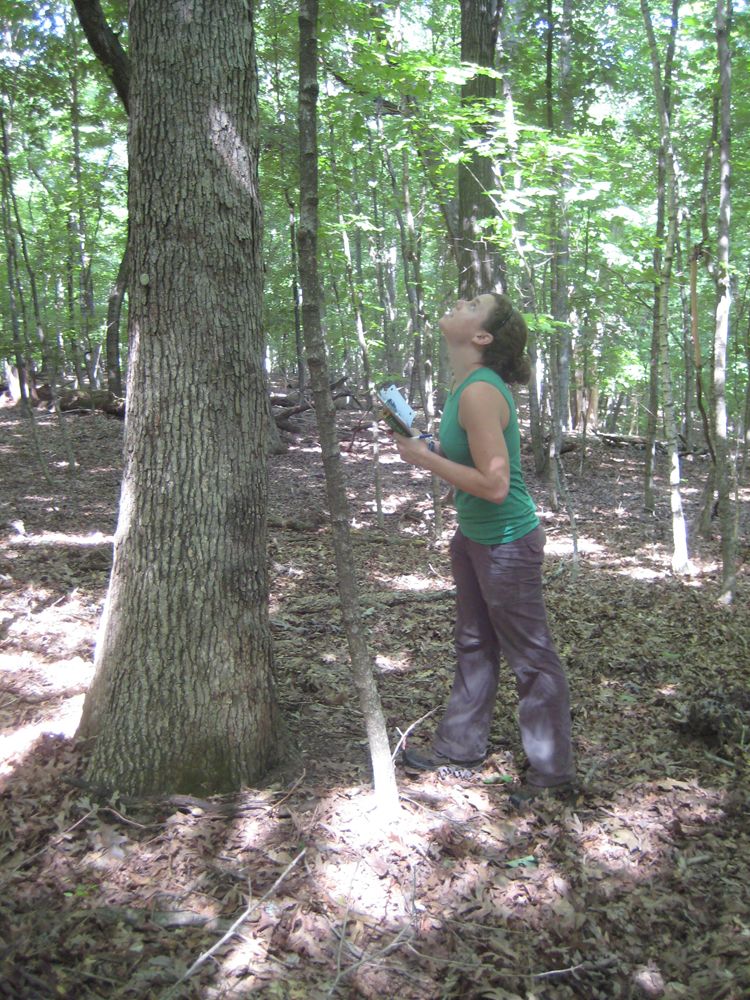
<box><xmin>63</xmin><ymin>883</ymin><xmax>97</xmax><ymax>899</ymax></box>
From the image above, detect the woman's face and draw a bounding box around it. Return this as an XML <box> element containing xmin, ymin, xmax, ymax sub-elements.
<box><xmin>439</xmin><ymin>294</ymin><xmax>497</xmax><ymax>343</ymax></box>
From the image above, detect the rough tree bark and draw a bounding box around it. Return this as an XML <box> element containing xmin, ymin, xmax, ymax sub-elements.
<box><xmin>77</xmin><ymin>0</ymin><xmax>279</xmax><ymax>794</ymax></box>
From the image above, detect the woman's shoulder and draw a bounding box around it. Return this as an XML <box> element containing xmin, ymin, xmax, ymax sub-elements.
<box><xmin>459</xmin><ymin>371</ymin><xmax>511</xmax><ymax>427</ymax></box>
<box><xmin>463</xmin><ymin>367</ymin><xmax>511</xmax><ymax>400</ymax></box>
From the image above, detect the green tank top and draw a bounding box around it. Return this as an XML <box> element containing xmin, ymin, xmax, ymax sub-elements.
<box><xmin>439</xmin><ymin>368</ymin><xmax>539</xmax><ymax>545</ymax></box>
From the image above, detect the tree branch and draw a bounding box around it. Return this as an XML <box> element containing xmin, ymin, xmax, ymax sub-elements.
<box><xmin>72</xmin><ymin>0</ymin><xmax>131</xmax><ymax>113</ymax></box>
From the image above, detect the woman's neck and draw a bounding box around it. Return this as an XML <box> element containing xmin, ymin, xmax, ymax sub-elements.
<box><xmin>448</xmin><ymin>344</ymin><xmax>485</xmax><ymax>386</ymax></box>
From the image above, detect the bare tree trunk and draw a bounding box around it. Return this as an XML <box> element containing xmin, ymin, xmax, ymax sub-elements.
<box><xmin>67</xmin><ymin>20</ymin><xmax>98</xmax><ymax>390</ymax></box>
<box><xmin>497</xmin><ymin>28</ymin><xmax>546</xmax><ymax>473</ymax></box>
<box><xmin>72</xmin><ymin>1</ymin><xmax>131</xmax><ymax>402</ymax></box>
<box><xmin>676</xmin><ymin>236</ymin><xmax>695</xmax><ymax>448</ymax></box>
<box><xmin>368</xmin><ymin>160</ymin><xmax>400</xmax><ymax>380</ymax></box>
<box><xmin>400</xmin><ymin>149</ymin><xmax>428</xmax><ymax>407</ymax></box>
<box><xmin>741</xmin><ymin>303</ymin><xmax>750</xmax><ymax>481</ymax></box>
<box><xmin>544</xmin><ymin>0</ymin><xmax>574</xmax><ymax>507</ymax></box>
<box><xmin>714</xmin><ymin>0</ymin><xmax>736</xmax><ymax>603</ymax></box>
<box><xmin>1</xmin><ymin>108</ymin><xmax>55</xmax><ymax>488</ymax></box>
<box><xmin>642</xmin><ymin>0</ymin><xmax>677</xmax><ymax>514</ymax></box>
<box><xmin>658</xmin><ymin>192</ymin><xmax>692</xmax><ymax>574</ymax></box>
<box><xmin>458</xmin><ymin>0</ymin><xmax>506</xmax><ymax>297</ymax></box>
<box><xmin>550</xmin><ymin>0</ymin><xmax>573</xmax><ymax>433</ymax></box>
<box><xmin>105</xmin><ymin>242</ymin><xmax>128</xmax><ymax>397</ymax></box>
<box><xmin>77</xmin><ymin>0</ymin><xmax>279</xmax><ymax>795</ymax></box>
<box><xmin>298</xmin><ymin>0</ymin><xmax>399</xmax><ymax>816</ymax></box>
<box><xmin>284</xmin><ymin>191</ymin><xmax>306</xmax><ymax>396</ymax></box>
<box><xmin>329</xmin><ymin>143</ymin><xmax>384</xmax><ymax>524</ymax></box>
<box><xmin>642</xmin><ymin>0</ymin><xmax>692</xmax><ymax>574</ymax></box>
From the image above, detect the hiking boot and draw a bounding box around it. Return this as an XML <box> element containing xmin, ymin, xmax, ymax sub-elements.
<box><xmin>401</xmin><ymin>745</ymin><xmax>485</xmax><ymax>772</ymax></box>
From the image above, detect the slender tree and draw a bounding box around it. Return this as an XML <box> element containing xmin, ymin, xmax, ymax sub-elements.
<box><xmin>297</xmin><ymin>0</ymin><xmax>399</xmax><ymax>816</ymax></box>
<box><xmin>545</xmin><ymin>0</ymin><xmax>574</xmax><ymax>508</ymax></box>
<box><xmin>641</xmin><ymin>0</ymin><xmax>692</xmax><ymax>574</ymax></box>
<box><xmin>104</xmin><ymin>241</ymin><xmax>127</xmax><ymax>396</ymax></box>
<box><xmin>714</xmin><ymin>0</ymin><xmax>736</xmax><ymax>603</ymax></box>
<box><xmin>457</xmin><ymin>0</ymin><xmax>505</xmax><ymax>298</ymax></box>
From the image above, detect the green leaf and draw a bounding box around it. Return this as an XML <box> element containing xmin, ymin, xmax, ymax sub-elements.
<box><xmin>505</xmin><ymin>855</ymin><xmax>538</xmax><ymax>869</ymax></box>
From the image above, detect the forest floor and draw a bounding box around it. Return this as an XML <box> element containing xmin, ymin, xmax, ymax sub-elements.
<box><xmin>1</xmin><ymin>398</ymin><xmax>749</xmax><ymax>1000</ymax></box>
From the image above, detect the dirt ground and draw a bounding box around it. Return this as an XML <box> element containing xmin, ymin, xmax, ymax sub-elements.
<box><xmin>1</xmin><ymin>399</ymin><xmax>749</xmax><ymax>999</ymax></box>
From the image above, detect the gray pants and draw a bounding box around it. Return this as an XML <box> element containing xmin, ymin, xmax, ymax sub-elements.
<box><xmin>433</xmin><ymin>526</ymin><xmax>574</xmax><ymax>787</ymax></box>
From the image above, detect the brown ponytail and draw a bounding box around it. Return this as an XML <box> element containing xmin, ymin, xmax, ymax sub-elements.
<box><xmin>480</xmin><ymin>293</ymin><xmax>532</xmax><ymax>385</ymax></box>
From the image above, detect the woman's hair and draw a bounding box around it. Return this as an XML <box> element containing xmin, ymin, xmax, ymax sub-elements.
<box><xmin>480</xmin><ymin>293</ymin><xmax>532</xmax><ymax>385</ymax></box>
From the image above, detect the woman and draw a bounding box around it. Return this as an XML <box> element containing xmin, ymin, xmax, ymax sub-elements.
<box><xmin>395</xmin><ymin>293</ymin><xmax>575</xmax><ymax>801</ymax></box>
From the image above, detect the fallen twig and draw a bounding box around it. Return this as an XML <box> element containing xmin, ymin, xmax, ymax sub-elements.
<box><xmin>97</xmin><ymin>804</ymin><xmax>160</xmax><ymax>830</ymax></box>
<box><xmin>270</xmin><ymin>769</ymin><xmax>306</xmax><ymax>814</ymax></box>
<box><xmin>163</xmin><ymin>847</ymin><xmax>306</xmax><ymax>996</ymax></box>
<box><xmin>392</xmin><ymin>707</ymin><xmax>438</xmax><ymax>762</ymax></box>
<box><xmin>531</xmin><ymin>956</ymin><xmax>618</xmax><ymax>980</ymax></box>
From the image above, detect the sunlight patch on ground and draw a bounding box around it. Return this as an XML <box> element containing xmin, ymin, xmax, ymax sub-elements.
<box><xmin>5</xmin><ymin>598</ymin><xmax>99</xmax><ymax>662</ymax></box>
<box><xmin>377</xmin><ymin>489</ymin><xmax>414</xmax><ymax>513</ymax></box>
<box><xmin>0</xmin><ymin>648</ymin><xmax>93</xmax><ymax>779</ymax></box>
<box><xmin>383</xmin><ymin>572</ymin><xmax>451</xmax><ymax>592</ymax></box>
<box><xmin>0</xmin><ymin>693</ymin><xmax>84</xmax><ymax>779</ymax></box>
<box><xmin>306</xmin><ymin>792</ymin><xmax>440</xmax><ymax>919</ymax></box>
<box><xmin>0</xmin><ymin>651</ymin><xmax>92</xmax><ymax>684</ymax></box>
<box><xmin>374</xmin><ymin>653</ymin><xmax>412</xmax><ymax>674</ymax></box>
<box><xmin>611</xmin><ymin>562</ymin><xmax>666</xmax><ymax>581</ymax></box>
<box><xmin>369</xmin><ymin>559</ymin><xmax>452</xmax><ymax>593</ymax></box>
<box><xmin>264</xmin><ymin>770</ymin><xmax>723</xmax><ymax>959</ymax></box>
<box><xmin>543</xmin><ymin>526</ymin><xmax>730</xmax><ymax>586</ymax></box>
<box><xmin>545</xmin><ymin>534</ymin><xmax>690</xmax><ymax>582</ymax></box>
<box><xmin>547</xmin><ymin>534</ymin><xmax>666</xmax><ymax>579</ymax></box>
<box><xmin>572</xmin><ymin>781</ymin><xmax>724</xmax><ymax>884</ymax></box>
<box><xmin>8</xmin><ymin>530</ymin><xmax>113</xmax><ymax>548</ymax></box>
<box><xmin>545</xmin><ymin>534</ymin><xmax>607</xmax><ymax>558</ymax></box>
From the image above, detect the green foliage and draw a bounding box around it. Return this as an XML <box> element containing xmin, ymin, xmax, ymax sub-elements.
<box><xmin>1</xmin><ymin>0</ymin><xmax>747</xmax><ymax>440</ymax></box>
<box><xmin>1</xmin><ymin>1</ymin><xmax>127</xmax><ymax>374</ymax></box>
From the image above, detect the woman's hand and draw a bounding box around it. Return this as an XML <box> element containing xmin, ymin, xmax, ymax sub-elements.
<box><xmin>394</xmin><ymin>433</ymin><xmax>431</xmax><ymax>468</ymax></box>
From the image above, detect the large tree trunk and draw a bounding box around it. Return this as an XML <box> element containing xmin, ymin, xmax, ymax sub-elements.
<box><xmin>77</xmin><ymin>0</ymin><xmax>279</xmax><ymax>795</ymax></box>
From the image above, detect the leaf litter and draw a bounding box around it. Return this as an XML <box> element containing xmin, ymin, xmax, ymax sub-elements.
<box><xmin>0</xmin><ymin>403</ymin><xmax>748</xmax><ymax>999</ymax></box>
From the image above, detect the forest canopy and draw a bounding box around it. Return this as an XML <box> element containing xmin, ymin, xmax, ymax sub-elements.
<box><xmin>1</xmin><ymin>1</ymin><xmax>747</xmax><ymax>434</ymax></box>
